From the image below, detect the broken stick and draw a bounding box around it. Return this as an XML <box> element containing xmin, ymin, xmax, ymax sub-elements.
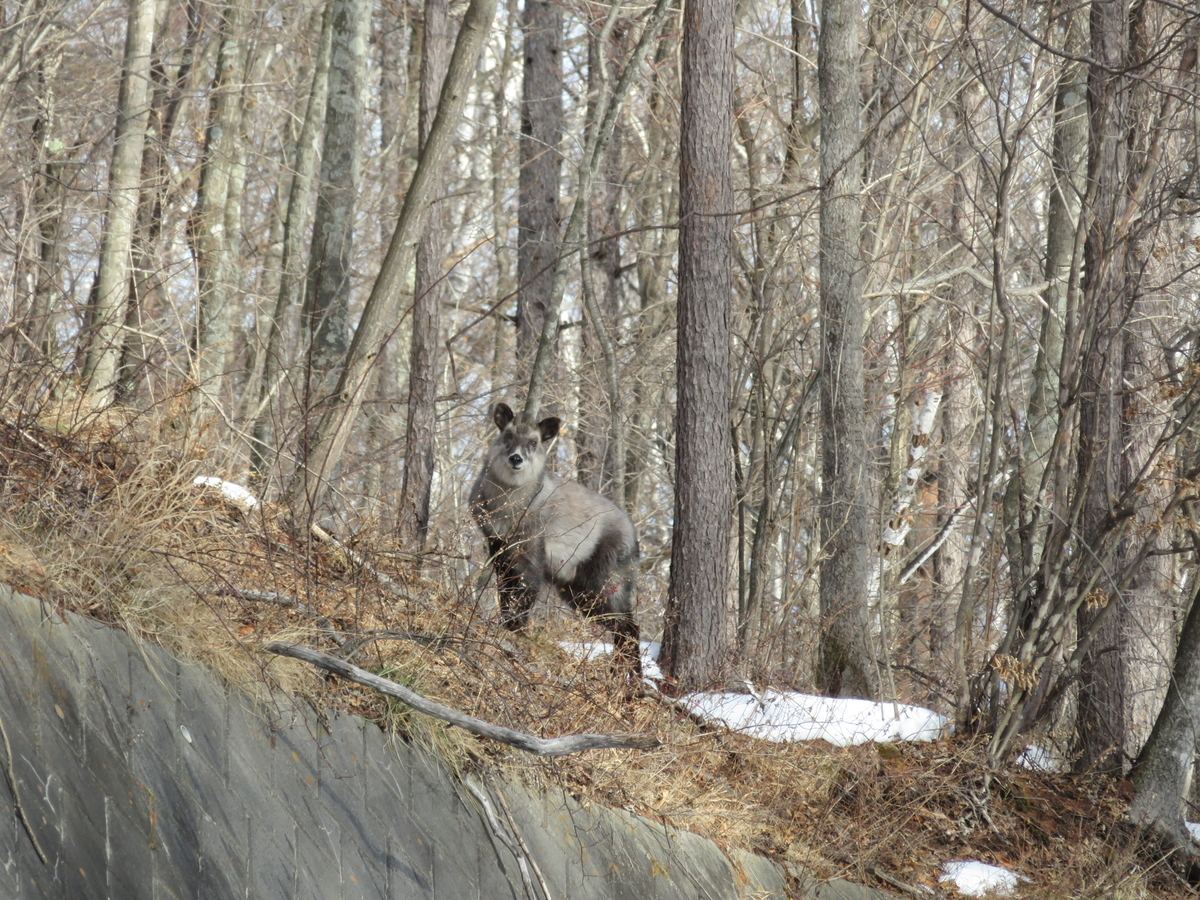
<box><xmin>264</xmin><ymin>641</ymin><xmax>658</xmax><ymax>757</ymax></box>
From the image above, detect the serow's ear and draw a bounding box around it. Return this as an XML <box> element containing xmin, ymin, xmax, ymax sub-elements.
<box><xmin>538</xmin><ymin>417</ymin><xmax>561</xmax><ymax>444</ymax></box>
<box><xmin>493</xmin><ymin>403</ymin><xmax>514</xmax><ymax>431</ymax></box>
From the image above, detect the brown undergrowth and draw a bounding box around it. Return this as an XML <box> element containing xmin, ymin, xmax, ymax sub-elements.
<box><xmin>0</xmin><ymin>400</ymin><xmax>1190</xmax><ymax>899</ymax></box>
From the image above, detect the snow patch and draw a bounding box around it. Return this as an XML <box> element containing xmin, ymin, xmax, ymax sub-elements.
<box><xmin>679</xmin><ymin>690</ymin><xmax>947</xmax><ymax>746</ymax></box>
<box><xmin>1015</xmin><ymin>743</ymin><xmax>1063</xmax><ymax>773</ymax></box>
<box><xmin>193</xmin><ymin>476</ymin><xmax>260</xmax><ymax>513</ymax></box>
<box><xmin>939</xmin><ymin>860</ymin><xmax>1025</xmax><ymax>896</ymax></box>
<box><xmin>561</xmin><ymin>641</ymin><xmax>947</xmax><ymax>746</ymax></box>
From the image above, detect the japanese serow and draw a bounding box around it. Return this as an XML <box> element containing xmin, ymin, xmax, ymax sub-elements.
<box><xmin>469</xmin><ymin>402</ymin><xmax>642</xmax><ymax>676</ymax></box>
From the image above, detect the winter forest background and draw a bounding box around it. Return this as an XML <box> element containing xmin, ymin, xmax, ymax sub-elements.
<box><xmin>2</xmin><ymin>0</ymin><xmax>1200</xmax><ymax>850</ymax></box>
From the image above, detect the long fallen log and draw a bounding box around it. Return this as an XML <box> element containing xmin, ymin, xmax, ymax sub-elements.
<box><xmin>264</xmin><ymin>641</ymin><xmax>659</xmax><ymax>757</ymax></box>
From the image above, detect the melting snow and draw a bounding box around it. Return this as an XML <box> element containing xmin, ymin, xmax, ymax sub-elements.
<box><xmin>194</xmin><ymin>476</ymin><xmax>260</xmax><ymax>513</ymax></box>
<box><xmin>939</xmin><ymin>860</ymin><xmax>1025</xmax><ymax>896</ymax></box>
<box><xmin>679</xmin><ymin>690</ymin><xmax>947</xmax><ymax>747</ymax></box>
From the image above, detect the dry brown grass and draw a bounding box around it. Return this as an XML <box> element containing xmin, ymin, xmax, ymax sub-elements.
<box><xmin>0</xmin><ymin>399</ymin><xmax>1193</xmax><ymax>899</ymax></box>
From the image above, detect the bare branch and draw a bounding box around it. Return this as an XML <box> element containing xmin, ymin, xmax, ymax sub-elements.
<box><xmin>264</xmin><ymin>641</ymin><xmax>659</xmax><ymax>756</ymax></box>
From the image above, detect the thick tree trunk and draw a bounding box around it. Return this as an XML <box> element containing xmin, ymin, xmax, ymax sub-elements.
<box><xmin>661</xmin><ymin>0</ymin><xmax>735</xmax><ymax>691</ymax></box>
<box><xmin>1129</xmin><ymin>583</ymin><xmax>1200</xmax><ymax>868</ymax></box>
<box><xmin>81</xmin><ymin>0</ymin><xmax>157</xmax><ymax>404</ymax></box>
<box><xmin>516</xmin><ymin>0</ymin><xmax>563</xmax><ymax>361</ymax></box>
<box><xmin>816</xmin><ymin>0</ymin><xmax>877</xmax><ymax>699</ymax></box>
<box><xmin>1073</xmin><ymin>0</ymin><xmax>1129</xmax><ymax>775</ymax></box>
<box><xmin>303</xmin><ymin>0</ymin><xmax>369</xmax><ymax>396</ymax></box>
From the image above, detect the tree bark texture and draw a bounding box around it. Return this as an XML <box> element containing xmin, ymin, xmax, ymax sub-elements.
<box><xmin>516</xmin><ymin>0</ymin><xmax>563</xmax><ymax>360</ymax></box>
<box><xmin>250</xmin><ymin>1</ymin><xmax>333</xmax><ymax>473</ymax></box>
<box><xmin>303</xmin><ymin>0</ymin><xmax>369</xmax><ymax>395</ymax></box>
<box><xmin>18</xmin><ymin>54</ymin><xmax>66</xmax><ymax>364</ymax></box>
<box><xmin>82</xmin><ymin>0</ymin><xmax>157</xmax><ymax>404</ymax></box>
<box><xmin>190</xmin><ymin>0</ymin><xmax>248</xmax><ymax>412</ymax></box>
<box><xmin>577</xmin><ymin>25</ymin><xmax>626</xmax><ymax>497</ymax></box>
<box><xmin>283</xmin><ymin>0</ymin><xmax>498</xmax><ymax>516</ymax></box>
<box><xmin>1074</xmin><ymin>0</ymin><xmax>1166</xmax><ymax>776</ymax></box>
<box><xmin>1129</xmin><ymin>583</ymin><xmax>1200</xmax><ymax>858</ymax></box>
<box><xmin>399</xmin><ymin>0</ymin><xmax>450</xmax><ymax>545</ymax></box>
<box><xmin>661</xmin><ymin>0</ymin><xmax>735</xmax><ymax>691</ymax></box>
<box><xmin>817</xmin><ymin>0</ymin><xmax>877</xmax><ymax>700</ymax></box>
<box><xmin>521</xmin><ymin>0</ymin><xmax>672</xmax><ymax>423</ymax></box>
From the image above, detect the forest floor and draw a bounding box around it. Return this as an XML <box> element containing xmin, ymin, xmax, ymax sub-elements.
<box><xmin>0</xmin><ymin>400</ymin><xmax>1193</xmax><ymax>899</ymax></box>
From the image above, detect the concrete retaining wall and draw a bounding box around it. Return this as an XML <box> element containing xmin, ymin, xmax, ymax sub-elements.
<box><xmin>0</xmin><ymin>586</ymin><xmax>799</xmax><ymax>899</ymax></box>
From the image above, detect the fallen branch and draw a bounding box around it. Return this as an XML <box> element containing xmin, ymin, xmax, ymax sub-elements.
<box><xmin>865</xmin><ymin>862</ymin><xmax>929</xmax><ymax>898</ymax></box>
<box><xmin>264</xmin><ymin>641</ymin><xmax>659</xmax><ymax>757</ymax></box>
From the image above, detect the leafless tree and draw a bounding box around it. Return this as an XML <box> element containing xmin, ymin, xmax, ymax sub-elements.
<box><xmin>660</xmin><ymin>0</ymin><xmax>736</xmax><ymax>690</ymax></box>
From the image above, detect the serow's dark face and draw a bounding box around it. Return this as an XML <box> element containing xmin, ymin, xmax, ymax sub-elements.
<box><xmin>489</xmin><ymin>423</ymin><xmax>546</xmax><ymax>486</ymax></box>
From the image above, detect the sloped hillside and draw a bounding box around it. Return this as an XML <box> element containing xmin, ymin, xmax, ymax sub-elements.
<box><xmin>0</xmin><ymin>405</ymin><xmax>1189</xmax><ymax>899</ymax></box>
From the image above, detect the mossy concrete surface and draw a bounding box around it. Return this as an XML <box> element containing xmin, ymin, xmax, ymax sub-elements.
<box><xmin>0</xmin><ymin>585</ymin><xmax>886</xmax><ymax>899</ymax></box>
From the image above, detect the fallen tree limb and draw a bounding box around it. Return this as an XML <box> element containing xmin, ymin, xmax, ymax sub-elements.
<box><xmin>264</xmin><ymin>641</ymin><xmax>659</xmax><ymax>757</ymax></box>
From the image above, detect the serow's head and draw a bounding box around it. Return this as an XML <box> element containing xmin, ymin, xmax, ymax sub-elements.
<box><xmin>487</xmin><ymin>402</ymin><xmax>560</xmax><ymax>487</ymax></box>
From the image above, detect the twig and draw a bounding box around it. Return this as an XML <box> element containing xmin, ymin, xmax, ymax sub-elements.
<box><xmin>865</xmin><ymin>862</ymin><xmax>928</xmax><ymax>898</ymax></box>
<box><xmin>642</xmin><ymin>681</ymin><xmax>715</xmax><ymax>732</ymax></box>
<box><xmin>335</xmin><ymin>629</ymin><xmax>460</xmax><ymax>658</ymax></box>
<box><xmin>0</xmin><ymin>708</ymin><xmax>48</xmax><ymax>864</ymax></box>
<box><xmin>264</xmin><ymin>641</ymin><xmax>659</xmax><ymax>757</ymax></box>
<box><xmin>308</xmin><ymin>522</ymin><xmax>412</xmax><ymax>600</ymax></box>
<box><xmin>489</xmin><ymin>777</ymin><xmax>552</xmax><ymax>898</ymax></box>
<box><xmin>212</xmin><ymin>585</ymin><xmax>346</xmax><ymax>646</ymax></box>
<box><xmin>898</xmin><ymin>500</ymin><xmax>972</xmax><ymax>585</ymax></box>
<box><xmin>463</xmin><ymin>778</ymin><xmax>550</xmax><ymax>900</ymax></box>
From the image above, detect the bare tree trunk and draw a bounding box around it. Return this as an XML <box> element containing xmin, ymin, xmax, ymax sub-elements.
<box><xmin>945</xmin><ymin>74</ymin><xmax>982</xmax><ymax>723</ymax></box>
<box><xmin>118</xmin><ymin>0</ymin><xmax>199</xmax><ymax>403</ymax></box>
<box><xmin>302</xmin><ymin>0</ymin><xmax>370</xmax><ymax>397</ymax></box>
<box><xmin>661</xmin><ymin>0</ymin><xmax>735</xmax><ymax>690</ymax></box>
<box><xmin>18</xmin><ymin>52</ymin><xmax>66</xmax><ymax>364</ymax></box>
<box><xmin>81</xmin><ymin>0</ymin><xmax>157</xmax><ymax>404</ymax></box>
<box><xmin>988</xmin><ymin>9</ymin><xmax>1086</xmax><ymax>730</ymax></box>
<box><xmin>487</xmin><ymin>0</ymin><xmax>520</xmax><ymax>395</ymax></box>
<box><xmin>1074</xmin><ymin>0</ymin><xmax>1161</xmax><ymax>776</ymax></box>
<box><xmin>816</xmin><ymin>0</ymin><xmax>877</xmax><ymax>699</ymax></box>
<box><xmin>398</xmin><ymin>0</ymin><xmax>449</xmax><ymax>545</ymax></box>
<box><xmin>282</xmin><ymin>0</ymin><xmax>498</xmax><ymax>516</ymax></box>
<box><xmin>191</xmin><ymin>0</ymin><xmax>249</xmax><ymax>414</ymax></box>
<box><xmin>627</xmin><ymin>31</ymin><xmax>678</xmax><ymax>512</ymax></box>
<box><xmin>521</xmin><ymin>0</ymin><xmax>672</xmax><ymax>422</ymax></box>
<box><xmin>1025</xmin><ymin>9</ymin><xmax>1086</xmax><ymax>496</ymax></box>
<box><xmin>1129</xmin><ymin>582</ymin><xmax>1200</xmax><ymax>867</ymax></box>
<box><xmin>359</xmin><ymin>0</ymin><xmax>411</xmax><ymax>525</ymax></box>
<box><xmin>577</xmin><ymin>22</ymin><xmax>626</xmax><ymax>497</ymax></box>
<box><xmin>249</xmin><ymin>0</ymin><xmax>333</xmax><ymax>473</ymax></box>
<box><xmin>515</xmin><ymin>0</ymin><xmax>562</xmax><ymax>362</ymax></box>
